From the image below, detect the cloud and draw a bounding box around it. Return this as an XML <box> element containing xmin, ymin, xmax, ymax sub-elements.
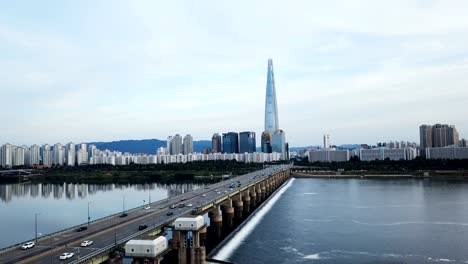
<box><xmin>0</xmin><ymin>0</ymin><xmax>468</xmax><ymax>146</ymax></box>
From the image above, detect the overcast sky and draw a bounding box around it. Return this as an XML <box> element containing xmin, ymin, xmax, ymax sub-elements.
<box><xmin>1</xmin><ymin>0</ymin><xmax>468</xmax><ymax>147</ymax></box>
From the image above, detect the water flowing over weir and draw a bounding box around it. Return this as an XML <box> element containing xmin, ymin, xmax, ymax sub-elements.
<box><xmin>212</xmin><ymin>178</ymin><xmax>295</xmax><ymax>261</ymax></box>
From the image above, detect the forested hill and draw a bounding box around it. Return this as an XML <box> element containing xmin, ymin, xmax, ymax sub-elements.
<box><xmin>87</xmin><ymin>139</ymin><xmax>211</xmax><ymax>154</ymax></box>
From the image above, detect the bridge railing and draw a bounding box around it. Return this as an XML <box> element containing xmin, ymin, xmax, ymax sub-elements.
<box><xmin>0</xmin><ymin>195</ymin><xmax>174</xmax><ymax>256</ymax></box>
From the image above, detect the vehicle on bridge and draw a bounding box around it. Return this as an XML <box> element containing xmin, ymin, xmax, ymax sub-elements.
<box><xmin>120</xmin><ymin>212</ymin><xmax>128</xmax><ymax>218</ymax></box>
<box><xmin>59</xmin><ymin>252</ymin><xmax>74</xmax><ymax>260</ymax></box>
<box><xmin>166</xmin><ymin>212</ymin><xmax>174</xmax><ymax>216</ymax></box>
<box><xmin>81</xmin><ymin>240</ymin><xmax>93</xmax><ymax>247</ymax></box>
<box><xmin>191</xmin><ymin>206</ymin><xmax>202</xmax><ymax>215</ymax></box>
<box><xmin>20</xmin><ymin>242</ymin><xmax>35</xmax><ymax>250</ymax></box>
<box><xmin>76</xmin><ymin>226</ymin><xmax>87</xmax><ymax>232</ymax></box>
<box><xmin>178</xmin><ymin>203</ymin><xmax>185</xmax><ymax>208</ymax></box>
<box><xmin>138</xmin><ymin>224</ymin><xmax>148</xmax><ymax>230</ymax></box>
<box><xmin>170</xmin><ymin>204</ymin><xmax>177</xmax><ymax>209</ymax></box>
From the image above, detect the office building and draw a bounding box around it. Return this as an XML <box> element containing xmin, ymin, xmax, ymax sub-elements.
<box><xmin>211</xmin><ymin>133</ymin><xmax>222</xmax><ymax>153</ymax></box>
<box><xmin>261</xmin><ymin>131</ymin><xmax>272</xmax><ymax>153</ymax></box>
<box><xmin>264</xmin><ymin>59</ymin><xmax>279</xmax><ymax>133</ymax></box>
<box><xmin>272</xmin><ymin>129</ymin><xmax>286</xmax><ymax>159</ymax></box>
<box><xmin>222</xmin><ymin>132</ymin><xmax>239</xmax><ymax>154</ymax></box>
<box><xmin>239</xmin><ymin>131</ymin><xmax>256</xmax><ymax>153</ymax></box>
<box><xmin>183</xmin><ymin>134</ymin><xmax>193</xmax><ymax>155</ymax></box>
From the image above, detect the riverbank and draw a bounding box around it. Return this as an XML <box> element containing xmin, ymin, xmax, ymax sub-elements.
<box><xmin>292</xmin><ymin>172</ymin><xmax>468</xmax><ymax>180</ymax></box>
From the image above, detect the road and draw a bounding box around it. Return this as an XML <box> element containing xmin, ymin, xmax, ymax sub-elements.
<box><xmin>0</xmin><ymin>165</ymin><xmax>290</xmax><ymax>264</ymax></box>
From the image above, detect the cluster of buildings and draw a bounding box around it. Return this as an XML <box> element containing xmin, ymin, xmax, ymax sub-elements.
<box><xmin>419</xmin><ymin>124</ymin><xmax>468</xmax><ymax>159</ymax></box>
<box><xmin>307</xmin><ymin>124</ymin><xmax>467</xmax><ymax>163</ymax></box>
<box><xmin>0</xmin><ymin>59</ymin><xmax>289</xmax><ymax>169</ymax></box>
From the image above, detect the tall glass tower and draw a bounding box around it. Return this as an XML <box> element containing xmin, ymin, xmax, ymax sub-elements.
<box><xmin>265</xmin><ymin>59</ymin><xmax>279</xmax><ymax>133</ymax></box>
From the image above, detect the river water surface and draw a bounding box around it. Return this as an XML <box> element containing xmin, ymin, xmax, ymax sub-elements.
<box><xmin>214</xmin><ymin>178</ymin><xmax>468</xmax><ymax>264</ymax></box>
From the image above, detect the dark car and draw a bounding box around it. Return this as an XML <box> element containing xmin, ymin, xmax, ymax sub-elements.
<box><xmin>76</xmin><ymin>226</ymin><xmax>87</xmax><ymax>232</ymax></box>
<box><xmin>120</xmin><ymin>213</ymin><xmax>128</xmax><ymax>218</ymax></box>
<box><xmin>166</xmin><ymin>212</ymin><xmax>174</xmax><ymax>216</ymax></box>
<box><xmin>138</xmin><ymin>224</ymin><xmax>148</xmax><ymax>230</ymax></box>
<box><xmin>178</xmin><ymin>203</ymin><xmax>185</xmax><ymax>208</ymax></box>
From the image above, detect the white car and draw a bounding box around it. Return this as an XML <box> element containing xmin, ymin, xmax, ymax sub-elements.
<box><xmin>80</xmin><ymin>240</ymin><xmax>93</xmax><ymax>247</ymax></box>
<box><xmin>144</xmin><ymin>205</ymin><xmax>150</xmax><ymax>210</ymax></box>
<box><xmin>21</xmin><ymin>242</ymin><xmax>35</xmax><ymax>250</ymax></box>
<box><xmin>187</xmin><ymin>203</ymin><xmax>193</xmax><ymax>207</ymax></box>
<box><xmin>59</xmin><ymin>252</ymin><xmax>74</xmax><ymax>260</ymax></box>
<box><xmin>201</xmin><ymin>194</ymin><xmax>206</xmax><ymax>197</ymax></box>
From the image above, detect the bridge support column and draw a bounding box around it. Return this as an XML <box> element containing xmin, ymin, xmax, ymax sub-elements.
<box><xmin>221</xmin><ymin>199</ymin><xmax>234</xmax><ymax>230</ymax></box>
<box><xmin>199</xmin><ymin>226</ymin><xmax>207</xmax><ymax>247</ymax></box>
<box><xmin>234</xmin><ymin>193</ymin><xmax>244</xmax><ymax>221</ymax></box>
<box><xmin>256</xmin><ymin>184</ymin><xmax>263</xmax><ymax>203</ymax></box>
<box><xmin>250</xmin><ymin>187</ymin><xmax>257</xmax><ymax>209</ymax></box>
<box><xmin>242</xmin><ymin>190</ymin><xmax>251</xmax><ymax>215</ymax></box>
<box><xmin>190</xmin><ymin>230</ymin><xmax>206</xmax><ymax>264</ymax></box>
<box><xmin>261</xmin><ymin>183</ymin><xmax>267</xmax><ymax>200</ymax></box>
<box><xmin>174</xmin><ymin>231</ymin><xmax>187</xmax><ymax>264</ymax></box>
<box><xmin>209</xmin><ymin>206</ymin><xmax>222</xmax><ymax>239</ymax></box>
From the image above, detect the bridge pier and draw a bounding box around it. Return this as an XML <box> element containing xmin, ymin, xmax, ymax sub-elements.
<box><xmin>208</xmin><ymin>206</ymin><xmax>223</xmax><ymax>239</ymax></box>
<box><xmin>250</xmin><ymin>186</ymin><xmax>257</xmax><ymax>209</ymax></box>
<box><xmin>233</xmin><ymin>195</ymin><xmax>244</xmax><ymax>222</ymax></box>
<box><xmin>221</xmin><ymin>199</ymin><xmax>234</xmax><ymax>230</ymax></box>
<box><xmin>190</xmin><ymin>230</ymin><xmax>206</xmax><ymax>264</ymax></box>
<box><xmin>242</xmin><ymin>190</ymin><xmax>251</xmax><ymax>215</ymax></box>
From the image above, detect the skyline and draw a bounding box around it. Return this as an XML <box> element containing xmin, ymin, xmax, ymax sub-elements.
<box><xmin>1</xmin><ymin>1</ymin><xmax>468</xmax><ymax>146</ymax></box>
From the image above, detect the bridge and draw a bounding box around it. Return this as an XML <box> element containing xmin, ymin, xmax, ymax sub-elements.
<box><xmin>0</xmin><ymin>165</ymin><xmax>292</xmax><ymax>264</ymax></box>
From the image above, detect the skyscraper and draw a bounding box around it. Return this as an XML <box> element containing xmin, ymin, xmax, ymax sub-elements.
<box><xmin>272</xmin><ymin>129</ymin><xmax>286</xmax><ymax>159</ymax></box>
<box><xmin>323</xmin><ymin>134</ymin><xmax>330</xmax><ymax>149</ymax></box>
<box><xmin>239</xmin><ymin>131</ymin><xmax>256</xmax><ymax>153</ymax></box>
<box><xmin>261</xmin><ymin>131</ymin><xmax>272</xmax><ymax>153</ymax></box>
<box><xmin>222</xmin><ymin>132</ymin><xmax>239</xmax><ymax>154</ymax></box>
<box><xmin>420</xmin><ymin>124</ymin><xmax>460</xmax><ymax>156</ymax></box>
<box><xmin>264</xmin><ymin>59</ymin><xmax>279</xmax><ymax>133</ymax></box>
<box><xmin>211</xmin><ymin>133</ymin><xmax>222</xmax><ymax>153</ymax></box>
<box><xmin>183</xmin><ymin>134</ymin><xmax>194</xmax><ymax>154</ymax></box>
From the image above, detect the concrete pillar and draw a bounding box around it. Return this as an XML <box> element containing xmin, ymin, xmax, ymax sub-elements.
<box><xmin>234</xmin><ymin>193</ymin><xmax>244</xmax><ymax>221</ymax></box>
<box><xmin>221</xmin><ymin>199</ymin><xmax>234</xmax><ymax>230</ymax></box>
<box><xmin>190</xmin><ymin>230</ymin><xmax>206</xmax><ymax>264</ymax></box>
<box><xmin>199</xmin><ymin>227</ymin><xmax>207</xmax><ymax>247</ymax></box>
<box><xmin>256</xmin><ymin>184</ymin><xmax>263</xmax><ymax>203</ymax></box>
<box><xmin>242</xmin><ymin>190</ymin><xmax>251</xmax><ymax>215</ymax></box>
<box><xmin>178</xmin><ymin>231</ymin><xmax>187</xmax><ymax>264</ymax></box>
<box><xmin>250</xmin><ymin>187</ymin><xmax>257</xmax><ymax>208</ymax></box>
<box><xmin>261</xmin><ymin>182</ymin><xmax>266</xmax><ymax>200</ymax></box>
<box><xmin>209</xmin><ymin>206</ymin><xmax>222</xmax><ymax>239</ymax></box>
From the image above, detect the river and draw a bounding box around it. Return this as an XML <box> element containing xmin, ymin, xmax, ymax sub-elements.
<box><xmin>214</xmin><ymin>178</ymin><xmax>468</xmax><ymax>264</ymax></box>
<box><xmin>0</xmin><ymin>182</ymin><xmax>203</xmax><ymax>248</ymax></box>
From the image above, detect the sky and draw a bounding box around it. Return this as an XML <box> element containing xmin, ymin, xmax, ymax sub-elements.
<box><xmin>1</xmin><ymin>0</ymin><xmax>468</xmax><ymax>147</ymax></box>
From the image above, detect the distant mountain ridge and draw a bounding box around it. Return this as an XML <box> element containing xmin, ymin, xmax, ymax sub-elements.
<box><xmin>87</xmin><ymin>139</ymin><xmax>211</xmax><ymax>154</ymax></box>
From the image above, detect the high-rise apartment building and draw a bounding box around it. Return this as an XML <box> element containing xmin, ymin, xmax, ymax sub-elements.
<box><xmin>222</xmin><ymin>132</ymin><xmax>239</xmax><ymax>154</ymax></box>
<box><xmin>41</xmin><ymin>144</ymin><xmax>52</xmax><ymax>166</ymax></box>
<box><xmin>211</xmin><ymin>133</ymin><xmax>222</xmax><ymax>153</ymax></box>
<box><xmin>167</xmin><ymin>136</ymin><xmax>173</xmax><ymax>155</ymax></box>
<box><xmin>170</xmin><ymin>134</ymin><xmax>183</xmax><ymax>155</ymax></box>
<box><xmin>65</xmin><ymin>142</ymin><xmax>75</xmax><ymax>166</ymax></box>
<box><xmin>0</xmin><ymin>143</ymin><xmax>12</xmax><ymax>168</ymax></box>
<box><xmin>53</xmin><ymin>143</ymin><xmax>64</xmax><ymax>166</ymax></box>
<box><xmin>420</xmin><ymin>124</ymin><xmax>460</xmax><ymax>156</ymax></box>
<box><xmin>239</xmin><ymin>132</ymin><xmax>256</xmax><ymax>153</ymax></box>
<box><xmin>28</xmin><ymin>144</ymin><xmax>40</xmax><ymax>166</ymax></box>
<box><xmin>183</xmin><ymin>134</ymin><xmax>194</xmax><ymax>154</ymax></box>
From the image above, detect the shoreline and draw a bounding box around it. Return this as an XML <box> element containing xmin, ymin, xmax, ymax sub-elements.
<box><xmin>292</xmin><ymin>172</ymin><xmax>468</xmax><ymax>180</ymax></box>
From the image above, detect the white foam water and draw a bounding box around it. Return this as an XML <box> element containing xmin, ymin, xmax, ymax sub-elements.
<box><xmin>212</xmin><ymin>178</ymin><xmax>295</xmax><ymax>261</ymax></box>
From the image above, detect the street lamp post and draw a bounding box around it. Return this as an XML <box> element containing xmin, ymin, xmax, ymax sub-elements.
<box><xmin>87</xmin><ymin>202</ymin><xmax>92</xmax><ymax>227</ymax></box>
<box><xmin>34</xmin><ymin>213</ymin><xmax>40</xmax><ymax>242</ymax></box>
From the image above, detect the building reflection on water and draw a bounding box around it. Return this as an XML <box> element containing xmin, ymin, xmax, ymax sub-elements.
<box><xmin>0</xmin><ymin>182</ymin><xmax>203</xmax><ymax>203</ymax></box>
